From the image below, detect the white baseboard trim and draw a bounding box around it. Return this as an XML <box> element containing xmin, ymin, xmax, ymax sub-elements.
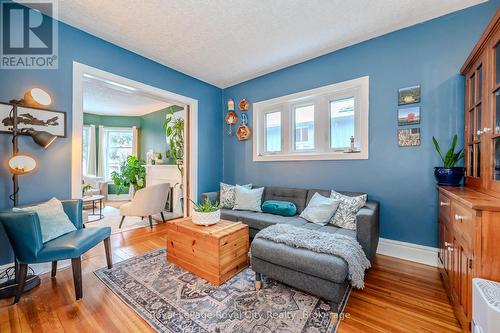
<box><xmin>377</xmin><ymin>237</ymin><xmax>438</xmax><ymax>267</ymax></box>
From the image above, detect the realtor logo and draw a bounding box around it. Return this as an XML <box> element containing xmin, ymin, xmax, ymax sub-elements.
<box><xmin>1</xmin><ymin>0</ymin><xmax>58</xmax><ymax>69</ymax></box>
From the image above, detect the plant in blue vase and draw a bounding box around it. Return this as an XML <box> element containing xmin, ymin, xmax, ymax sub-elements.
<box><xmin>432</xmin><ymin>134</ymin><xmax>465</xmax><ymax>186</ymax></box>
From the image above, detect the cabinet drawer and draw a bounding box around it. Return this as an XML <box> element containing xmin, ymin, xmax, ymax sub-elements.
<box><xmin>438</xmin><ymin>193</ymin><xmax>451</xmax><ymax>223</ymax></box>
<box><xmin>451</xmin><ymin>201</ymin><xmax>476</xmax><ymax>250</ymax></box>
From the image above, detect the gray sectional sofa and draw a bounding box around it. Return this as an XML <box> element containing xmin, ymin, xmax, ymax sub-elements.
<box><xmin>202</xmin><ymin>186</ymin><xmax>379</xmax><ymax>311</ymax></box>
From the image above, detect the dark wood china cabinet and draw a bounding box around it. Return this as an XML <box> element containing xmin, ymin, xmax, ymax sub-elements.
<box><xmin>437</xmin><ymin>8</ymin><xmax>500</xmax><ymax>333</ymax></box>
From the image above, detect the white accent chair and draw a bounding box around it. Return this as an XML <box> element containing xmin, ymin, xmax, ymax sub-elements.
<box><xmin>119</xmin><ymin>183</ymin><xmax>170</xmax><ymax>229</ymax></box>
<box><xmin>82</xmin><ymin>175</ymin><xmax>108</xmax><ymax>199</ymax></box>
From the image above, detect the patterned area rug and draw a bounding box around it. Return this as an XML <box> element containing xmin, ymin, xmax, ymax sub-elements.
<box><xmin>95</xmin><ymin>249</ymin><xmax>350</xmax><ymax>333</ymax></box>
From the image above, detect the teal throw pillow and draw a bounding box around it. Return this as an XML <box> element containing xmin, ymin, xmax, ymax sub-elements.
<box><xmin>262</xmin><ymin>200</ymin><xmax>297</xmax><ymax>217</ymax></box>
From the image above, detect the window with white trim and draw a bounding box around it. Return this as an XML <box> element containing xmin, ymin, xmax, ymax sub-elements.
<box><xmin>103</xmin><ymin>127</ymin><xmax>134</xmax><ymax>180</ymax></box>
<box><xmin>253</xmin><ymin>76</ymin><xmax>369</xmax><ymax>161</ymax></box>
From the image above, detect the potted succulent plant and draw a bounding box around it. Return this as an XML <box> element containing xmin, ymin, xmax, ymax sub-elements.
<box><xmin>190</xmin><ymin>198</ymin><xmax>221</xmax><ymax>226</ymax></box>
<box><xmin>432</xmin><ymin>134</ymin><xmax>465</xmax><ymax>186</ymax></box>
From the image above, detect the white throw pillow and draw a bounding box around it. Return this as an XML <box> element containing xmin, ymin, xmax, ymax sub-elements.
<box><xmin>233</xmin><ymin>185</ymin><xmax>264</xmax><ymax>212</ymax></box>
<box><xmin>13</xmin><ymin>198</ymin><xmax>77</xmax><ymax>243</ymax></box>
<box><xmin>220</xmin><ymin>182</ymin><xmax>252</xmax><ymax>208</ymax></box>
<box><xmin>330</xmin><ymin>190</ymin><xmax>367</xmax><ymax>230</ymax></box>
<box><xmin>300</xmin><ymin>192</ymin><xmax>340</xmax><ymax>225</ymax></box>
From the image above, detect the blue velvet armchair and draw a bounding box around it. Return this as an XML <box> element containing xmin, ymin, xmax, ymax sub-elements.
<box><xmin>0</xmin><ymin>199</ymin><xmax>112</xmax><ymax>303</ymax></box>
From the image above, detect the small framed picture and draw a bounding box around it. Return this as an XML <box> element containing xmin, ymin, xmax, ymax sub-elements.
<box><xmin>398</xmin><ymin>106</ymin><xmax>420</xmax><ymax>126</ymax></box>
<box><xmin>0</xmin><ymin>102</ymin><xmax>66</xmax><ymax>137</ymax></box>
<box><xmin>398</xmin><ymin>128</ymin><xmax>420</xmax><ymax>147</ymax></box>
<box><xmin>398</xmin><ymin>85</ymin><xmax>421</xmax><ymax>105</ymax></box>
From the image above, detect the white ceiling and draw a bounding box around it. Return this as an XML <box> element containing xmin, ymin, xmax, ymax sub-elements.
<box><xmin>83</xmin><ymin>75</ymin><xmax>171</xmax><ymax>116</ymax></box>
<box><xmin>53</xmin><ymin>0</ymin><xmax>485</xmax><ymax>88</ymax></box>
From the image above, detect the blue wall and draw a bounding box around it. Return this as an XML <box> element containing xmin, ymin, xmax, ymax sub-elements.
<box><xmin>0</xmin><ymin>18</ymin><xmax>222</xmax><ymax>263</ymax></box>
<box><xmin>222</xmin><ymin>1</ymin><xmax>500</xmax><ymax>247</ymax></box>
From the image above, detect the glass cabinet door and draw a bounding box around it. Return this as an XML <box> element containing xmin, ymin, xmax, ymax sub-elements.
<box><xmin>465</xmin><ymin>65</ymin><xmax>483</xmax><ymax>182</ymax></box>
<box><xmin>490</xmin><ymin>37</ymin><xmax>500</xmax><ymax>193</ymax></box>
<box><xmin>464</xmin><ymin>50</ymin><xmax>488</xmax><ymax>188</ymax></box>
<box><xmin>461</xmin><ymin>14</ymin><xmax>500</xmax><ymax>196</ymax></box>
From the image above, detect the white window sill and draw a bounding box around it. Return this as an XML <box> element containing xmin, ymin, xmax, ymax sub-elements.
<box><xmin>253</xmin><ymin>151</ymin><xmax>368</xmax><ymax>162</ymax></box>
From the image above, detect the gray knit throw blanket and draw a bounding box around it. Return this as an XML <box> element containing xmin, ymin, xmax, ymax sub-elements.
<box><xmin>255</xmin><ymin>224</ymin><xmax>371</xmax><ymax>289</ymax></box>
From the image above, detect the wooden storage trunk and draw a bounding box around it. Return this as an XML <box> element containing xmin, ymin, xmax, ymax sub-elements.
<box><xmin>166</xmin><ymin>218</ymin><xmax>249</xmax><ymax>285</ymax></box>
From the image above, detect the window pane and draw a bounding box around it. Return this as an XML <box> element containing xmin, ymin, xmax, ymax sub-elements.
<box><xmin>105</xmin><ymin>129</ymin><xmax>134</xmax><ymax>180</ymax></box>
<box><xmin>477</xmin><ymin>104</ymin><xmax>482</xmax><ymax>138</ymax></box>
<box><xmin>496</xmin><ymin>43</ymin><xmax>500</xmax><ymax>84</ymax></box>
<box><xmin>476</xmin><ymin>143</ymin><xmax>481</xmax><ymax>178</ymax></box>
<box><xmin>470</xmin><ymin>110</ymin><xmax>474</xmax><ymax>142</ymax></box>
<box><xmin>107</xmin><ymin>164</ymin><xmax>120</xmax><ymax>178</ymax></box>
<box><xmin>108</xmin><ymin>131</ymin><xmax>133</xmax><ymax>148</ymax></box>
<box><xmin>495</xmin><ymin>138</ymin><xmax>500</xmax><ymax>181</ymax></box>
<box><xmin>265</xmin><ymin>112</ymin><xmax>281</xmax><ymax>152</ymax></box>
<box><xmin>478</xmin><ymin>66</ymin><xmax>482</xmax><ymax>99</ymax></box>
<box><xmin>294</xmin><ymin>105</ymin><xmax>315</xmax><ymax>150</ymax></box>
<box><xmin>330</xmin><ymin>97</ymin><xmax>355</xmax><ymax>149</ymax></box>
<box><xmin>471</xmin><ymin>75</ymin><xmax>475</xmax><ymax>106</ymax></box>
<box><xmin>108</xmin><ymin>147</ymin><xmax>131</xmax><ymax>164</ymax></box>
<box><xmin>496</xmin><ymin>90</ymin><xmax>500</xmax><ymax>134</ymax></box>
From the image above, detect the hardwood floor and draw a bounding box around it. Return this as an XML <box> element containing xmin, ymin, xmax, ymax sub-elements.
<box><xmin>0</xmin><ymin>223</ymin><xmax>462</xmax><ymax>333</ymax></box>
<box><xmin>341</xmin><ymin>256</ymin><xmax>461</xmax><ymax>333</ymax></box>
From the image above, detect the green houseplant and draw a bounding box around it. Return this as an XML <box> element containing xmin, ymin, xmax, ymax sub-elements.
<box><xmin>189</xmin><ymin>198</ymin><xmax>221</xmax><ymax>226</ymax></box>
<box><xmin>163</xmin><ymin>106</ymin><xmax>184</xmax><ymax>178</ymax></box>
<box><xmin>163</xmin><ymin>106</ymin><xmax>185</xmax><ymax>212</ymax></box>
<box><xmin>111</xmin><ymin>155</ymin><xmax>146</xmax><ymax>195</ymax></box>
<box><xmin>432</xmin><ymin>134</ymin><xmax>465</xmax><ymax>186</ymax></box>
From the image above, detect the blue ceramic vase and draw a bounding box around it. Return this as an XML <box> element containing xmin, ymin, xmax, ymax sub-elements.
<box><xmin>434</xmin><ymin>167</ymin><xmax>465</xmax><ymax>186</ymax></box>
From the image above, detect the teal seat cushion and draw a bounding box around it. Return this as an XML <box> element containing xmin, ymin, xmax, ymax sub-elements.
<box><xmin>262</xmin><ymin>200</ymin><xmax>297</xmax><ymax>217</ymax></box>
<box><xmin>13</xmin><ymin>198</ymin><xmax>77</xmax><ymax>243</ymax></box>
<box><xmin>35</xmin><ymin>227</ymin><xmax>111</xmax><ymax>262</ymax></box>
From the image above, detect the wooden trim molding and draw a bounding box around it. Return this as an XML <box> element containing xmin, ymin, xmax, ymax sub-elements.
<box><xmin>72</xmin><ymin>62</ymin><xmax>199</xmax><ymax>216</ymax></box>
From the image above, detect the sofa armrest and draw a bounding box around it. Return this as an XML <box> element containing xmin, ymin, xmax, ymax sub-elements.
<box><xmin>62</xmin><ymin>199</ymin><xmax>83</xmax><ymax>230</ymax></box>
<box><xmin>356</xmin><ymin>200</ymin><xmax>379</xmax><ymax>262</ymax></box>
<box><xmin>201</xmin><ymin>191</ymin><xmax>220</xmax><ymax>203</ymax></box>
